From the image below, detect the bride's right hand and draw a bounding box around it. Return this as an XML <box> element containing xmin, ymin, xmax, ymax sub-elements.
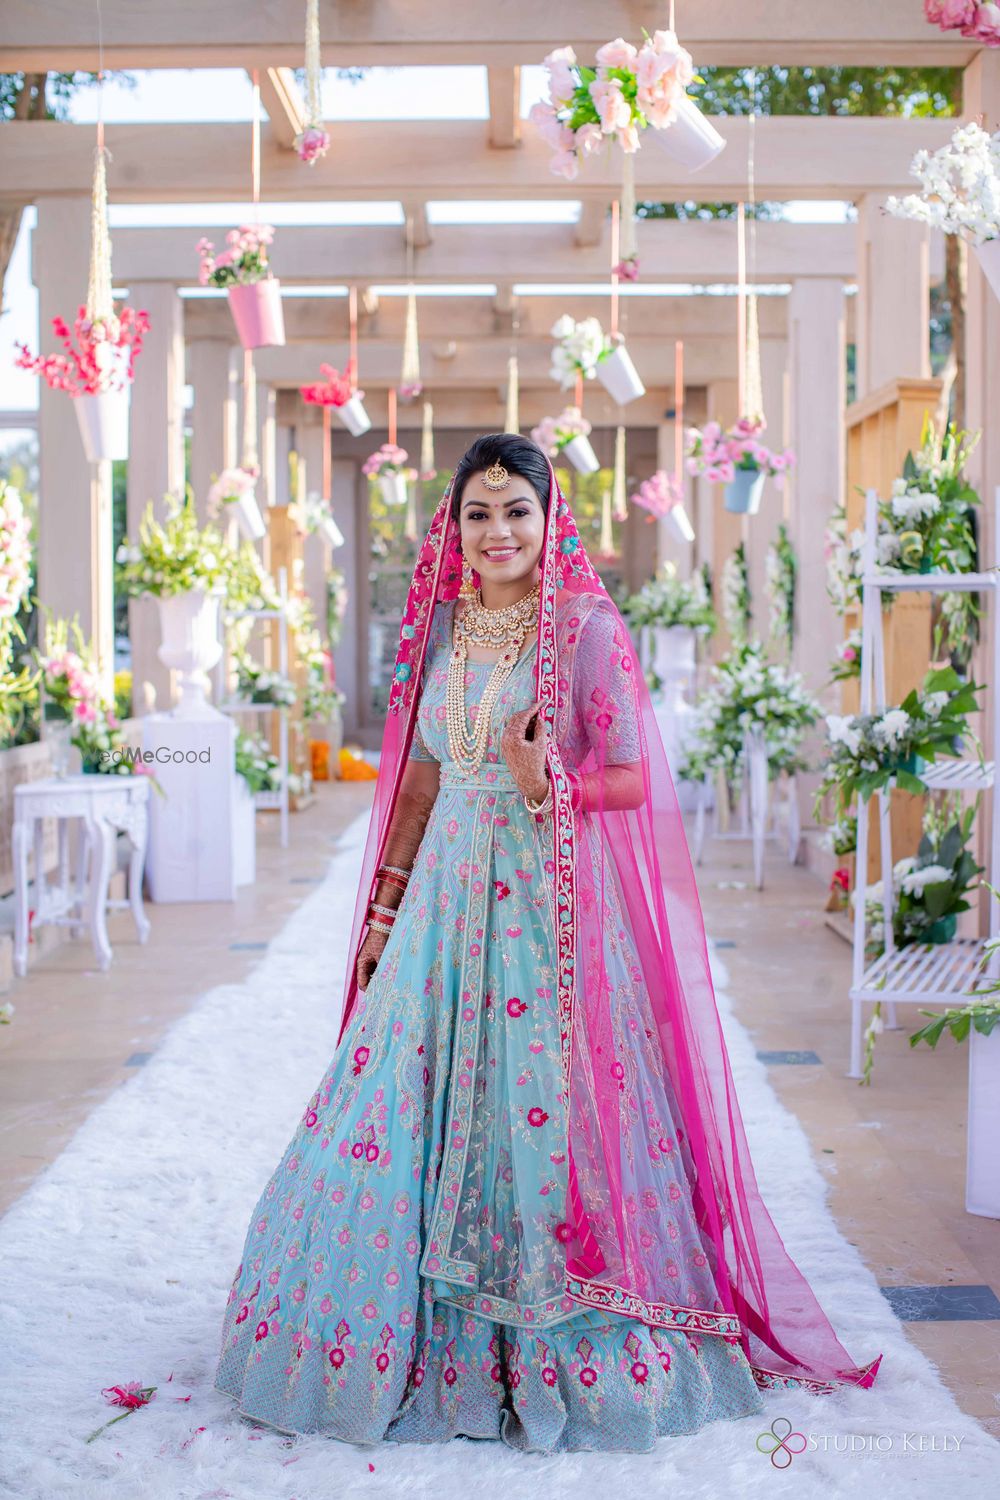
<box><xmin>356</xmin><ymin>928</ymin><xmax>390</xmax><ymax>991</ymax></box>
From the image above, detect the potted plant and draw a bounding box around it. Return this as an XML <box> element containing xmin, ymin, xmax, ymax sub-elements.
<box><xmin>924</xmin><ymin>1</ymin><xmax>1000</xmax><ymax>44</ymax></box>
<box><xmin>196</xmin><ymin>225</ymin><xmax>286</xmax><ymax>350</ymax></box>
<box><xmin>206</xmin><ymin>466</ymin><xmax>266</xmax><ymax>542</ymax></box>
<box><xmin>297</xmin><ymin>490</ymin><xmax>345</xmax><ymax>549</ymax></box>
<box><xmin>362</xmin><ymin>444</ymin><xmax>416</xmax><ymax>507</ymax></box>
<box><xmin>549</xmin><ymin>314</ymin><xmax>646</xmax><ymax>406</ymax></box>
<box><xmin>886</xmin><ymin>120</ymin><xmax>1000</xmax><ymax>300</ymax></box>
<box><xmin>529</xmin><ymin>30</ymin><xmax>723</xmax><ymax>180</ymax></box>
<box><xmin>816</xmin><ymin>665</ymin><xmax>983</xmax><ymax>819</ymax></box>
<box><xmin>16</xmin><ymin>305</ymin><xmax>150</xmax><ymax>464</ymax></box>
<box><xmin>300</xmin><ymin>360</ymin><xmax>371</xmax><ymax>437</ymax></box>
<box><xmin>531</xmin><ymin>407</ymin><xmax>600</xmax><ymax>474</ymax></box>
<box><xmin>629</xmin><ymin>468</ymin><xmax>695</xmax><ymax>542</ymax></box>
<box><xmin>622</xmin><ymin>560</ymin><xmax>716</xmax><ymax>693</ymax></box>
<box><xmin>233</xmin><ymin>656</ymin><xmax>297</xmax><ymax>708</ymax></box>
<box><xmin>0</xmin><ymin>480</ymin><xmax>38</xmax><ymax>732</ymax></box>
<box><xmin>117</xmin><ymin>493</ymin><xmax>245</xmax><ymax>717</ymax></box>
<box><xmin>34</xmin><ymin>617</ymin><xmax>157</xmax><ymax>784</ymax></box>
<box><xmin>685</xmin><ymin>418</ymin><xmax>796</xmax><ymax>515</ymax></box>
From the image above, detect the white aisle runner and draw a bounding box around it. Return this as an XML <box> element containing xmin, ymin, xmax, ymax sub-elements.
<box><xmin>0</xmin><ymin>813</ymin><xmax>996</xmax><ymax>1500</ymax></box>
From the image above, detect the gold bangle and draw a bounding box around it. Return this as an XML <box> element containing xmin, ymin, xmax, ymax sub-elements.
<box><xmin>523</xmin><ymin>785</ymin><xmax>553</xmax><ymax>815</ymax></box>
<box><xmin>368</xmin><ymin>917</ymin><xmax>394</xmax><ymax>936</ymax></box>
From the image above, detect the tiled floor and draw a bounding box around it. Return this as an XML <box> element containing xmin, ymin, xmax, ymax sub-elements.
<box><xmin>0</xmin><ymin>787</ymin><xmax>997</xmax><ymax>1437</ymax></box>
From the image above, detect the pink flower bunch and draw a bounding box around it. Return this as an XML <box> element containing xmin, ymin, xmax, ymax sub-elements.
<box><xmin>398</xmin><ymin>381</ymin><xmax>424</xmax><ymax>401</ymax></box>
<box><xmin>362</xmin><ymin>443</ymin><xmax>410</xmax><ymax>478</ymax></box>
<box><xmin>924</xmin><ymin>0</ymin><xmax>1000</xmax><ymax>42</ymax></box>
<box><xmin>685</xmin><ymin>418</ymin><xmax>796</xmax><ymax>484</ymax></box>
<box><xmin>531</xmin><ymin>30</ymin><xmax>694</xmax><ymax>179</ymax></box>
<box><xmin>295</xmin><ymin>124</ymin><xmax>331</xmax><ymax>164</ymax></box>
<box><xmin>613</xmin><ymin>255</ymin><xmax>641</xmax><ymax>282</ymax></box>
<box><xmin>0</xmin><ymin>483</ymin><xmax>33</xmax><ymax>624</ymax></box>
<box><xmin>16</xmin><ymin>305</ymin><xmax>150</xmax><ymax>396</ymax></box>
<box><xmin>300</xmin><ymin>361</ymin><xmax>360</xmax><ymax>408</ymax></box>
<box><xmin>630</xmin><ymin>469</ymin><xmax>683</xmax><ymax>517</ymax></box>
<box><xmin>39</xmin><ymin>647</ymin><xmax>114</xmax><ymax>728</ymax></box>
<box><xmin>196</xmin><ymin>225</ymin><xmax>276</xmax><ymax>288</ymax></box>
<box><xmin>530</xmin><ymin>406</ymin><xmax>592</xmax><ymax>457</ymax></box>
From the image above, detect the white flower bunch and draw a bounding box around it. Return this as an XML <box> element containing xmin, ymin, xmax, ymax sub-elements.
<box><xmin>549</xmin><ymin>315</ymin><xmax>610</xmax><ymax>387</ymax></box>
<box><xmin>885</xmin><ymin>121</ymin><xmax>1000</xmax><ymax>245</ymax></box>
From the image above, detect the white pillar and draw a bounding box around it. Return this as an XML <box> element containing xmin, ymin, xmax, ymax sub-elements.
<box><xmin>188</xmin><ymin>337</ymin><xmax>237</xmax><ymax>522</ymax></box>
<box><xmin>788</xmin><ymin>279</ymin><xmax>846</xmax><ymax>815</ymax></box>
<box><xmin>855</xmin><ymin>194</ymin><xmax>931</xmax><ymax>398</ymax></box>
<box><xmin>33</xmin><ymin>198</ymin><xmax>115</xmax><ymax>687</ymax></box>
<box><xmin>125</xmin><ymin>281</ymin><xmax>186</xmax><ymax>715</ymax></box>
<box><xmin>965</xmin><ymin>54</ymin><xmax>1000</xmax><ymax>563</ymax></box>
<box><xmin>330</xmin><ymin>457</ymin><xmax>360</xmax><ymax>736</ymax></box>
<box><xmin>748</xmin><ymin>337</ymin><xmax>790</xmax><ymax>643</ymax></box>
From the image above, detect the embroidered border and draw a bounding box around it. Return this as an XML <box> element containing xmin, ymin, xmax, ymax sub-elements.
<box><xmin>565</xmin><ymin>1275</ymin><xmax>743</xmax><ymax>1339</ymax></box>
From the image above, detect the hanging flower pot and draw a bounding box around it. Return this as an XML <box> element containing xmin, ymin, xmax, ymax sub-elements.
<box><xmin>227</xmin><ymin>279</ymin><xmax>286</xmax><ymax>351</ymax></box>
<box><xmin>231</xmin><ymin>490</ymin><xmax>267</xmax><ymax>541</ymax></box>
<box><xmin>74</xmin><ymin>385</ymin><xmax>131</xmax><ymax>463</ymax></box>
<box><xmin>975</xmin><ymin>239</ymin><xmax>1000</xmax><ymax>301</ymax></box>
<box><xmin>335</xmin><ymin>393</ymin><xmax>372</xmax><ymax>436</ymax></box>
<box><xmin>561</xmin><ymin>434</ymin><xmax>601</xmax><ymax>474</ymax></box>
<box><xmin>379</xmin><ymin>472</ymin><xmax>409</xmax><ymax>507</ymax></box>
<box><xmin>723</xmin><ymin>468</ymin><xmax>766</xmax><ymax>515</ymax></box>
<box><xmin>596</xmin><ymin>342</ymin><xmax>646</xmax><ymax>406</ymax></box>
<box><xmin>156</xmin><ymin>588</ymin><xmax>224</xmax><ymax>718</ymax></box>
<box><xmin>650</xmin><ymin>95</ymin><xmax>726</xmax><ymax>174</ymax></box>
<box><xmin>206</xmin><ymin>468</ymin><xmax>265</xmax><ymax>541</ymax></box>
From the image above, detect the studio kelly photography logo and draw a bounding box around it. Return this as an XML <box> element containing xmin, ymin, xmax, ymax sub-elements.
<box><xmin>756</xmin><ymin>1419</ymin><xmax>968</xmax><ymax>1468</ymax></box>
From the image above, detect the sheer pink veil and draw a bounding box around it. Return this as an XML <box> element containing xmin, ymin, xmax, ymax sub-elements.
<box><xmin>336</xmin><ymin>455</ymin><xmax>881</xmax><ymax>1394</ymax></box>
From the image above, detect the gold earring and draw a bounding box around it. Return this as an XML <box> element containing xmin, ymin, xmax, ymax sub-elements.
<box><xmin>459</xmin><ymin>552</ymin><xmax>477</xmax><ymax>599</ymax></box>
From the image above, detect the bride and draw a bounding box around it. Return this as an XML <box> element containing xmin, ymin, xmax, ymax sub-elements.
<box><xmin>215</xmin><ymin>432</ymin><xmax>880</xmax><ymax>1452</ymax></box>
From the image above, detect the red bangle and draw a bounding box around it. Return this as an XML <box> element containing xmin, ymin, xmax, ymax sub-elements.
<box><xmin>567</xmin><ymin>770</ymin><xmax>583</xmax><ymax>812</ymax></box>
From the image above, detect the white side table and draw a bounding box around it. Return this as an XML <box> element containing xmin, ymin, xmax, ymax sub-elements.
<box><xmin>12</xmin><ymin>774</ymin><xmax>152</xmax><ymax>976</ymax></box>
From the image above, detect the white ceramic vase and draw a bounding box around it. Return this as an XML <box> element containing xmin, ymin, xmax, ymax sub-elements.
<box><xmin>966</xmin><ymin>1025</ymin><xmax>1000</xmax><ymax>1218</ymax></box>
<box><xmin>596</xmin><ymin>344</ymin><xmax>646</xmax><ymax>406</ymax></box>
<box><xmin>156</xmin><ymin>588</ymin><xmax>225</xmax><ymax>718</ymax></box>
<box><xmin>335</xmin><ymin>394</ymin><xmax>372</xmax><ymax>436</ymax></box>
<box><xmin>651</xmin><ymin>94</ymin><xmax>726</xmax><ymax>173</ymax></box>
<box><xmin>378</xmin><ymin>471</ymin><xmax>409</xmax><ymax>507</ymax></box>
<box><xmin>74</xmin><ymin>386</ymin><xmax>130</xmax><ymax>463</ymax></box>
<box><xmin>231</xmin><ymin>490</ymin><xmax>267</xmax><ymax>541</ymax></box>
<box><xmin>561</xmin><ymin>434</ymin><xmax>600</xmax><ymax>475</ymax></box>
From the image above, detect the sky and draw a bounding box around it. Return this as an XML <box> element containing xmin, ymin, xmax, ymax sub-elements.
<box><xmin>0</xmin><ymin>67</ymin><xmax>854</xmax><ymax>415</ymax></box>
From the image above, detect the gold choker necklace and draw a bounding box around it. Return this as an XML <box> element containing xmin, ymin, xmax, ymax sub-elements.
<box><xmin>446</xmin><ymin>584</ymin><xmax>540</xmax><ymax>776</ymax></box>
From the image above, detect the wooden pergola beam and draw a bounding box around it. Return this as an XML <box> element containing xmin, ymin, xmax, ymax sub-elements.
<box><xmin>255</xmin><ymin>66</ymin><xmax>305</xmax><ymax>149</ymax></box>
<box><xmin>1</xmin><ymin>117</ymin><xmax>957</xmax><ymax>204</ymax></box>
<box><xmin>104</xmin><ymin>221</ymin><xmax>895</xmax><ymax>288</ymax></box>
<box><xmin>487</xmin><ymin>67</ymin><xmax>521</xmax><ymax>149</ymax></box>
<box><xmin>0</xmin><ymin>0</ymin><xmax>977</xmax><ymax>69</ymax></box>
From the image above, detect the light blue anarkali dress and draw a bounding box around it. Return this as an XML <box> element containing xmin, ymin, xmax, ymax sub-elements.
<box><xmin>215</xmin><ymin>598</ymin><xmax>764</xmax><ymax>1451</ymax></box>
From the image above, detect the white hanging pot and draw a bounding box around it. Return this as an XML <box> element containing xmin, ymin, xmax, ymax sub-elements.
<box><xmin>667</xmin><ymin>503</ymin><xmax>696</xmax><ymax>543</ymax></box>
<box><xmin>157</xmin><ymin>588</ymin><xmax>224</xmax><ymax>719</ymax></box>
<box><xmin>596</xmin><ymin>344</ymin><xmax>646</xmax><ymax>406</ymax></box>
<box><xmin>651</xmin><ymin>94</ymin><xmax>726</xmax><ymax>174</ymax></box>
<box><xmin>378</xmin><ymin>471</ymin><xmax>409</xmax><ymax>506</ymax></box>
<box><xmin>974</xmin><ymin>239</ymin><xmax>1000</xmax><ymax>302</ymax></box>
<box><xmin>321</xmin><ymin>514</ymin><xmax>345</xmax><ymax>548</ymax></box>
<box><xmin>230</xmin><ymin>490</ymin><xmax>267</xmax><ymax>541</ymax></box>
<box><xmin>74</xmin><ymin>385</ymin><xmax>130</xmax><ymax>463</ymax></box>
<box><xmin>335</xmin><ymin>393</ymin><xmax>372</xmax><ymax>437</ymax></box>
<box><xmin>561</xmin><ymin>434</ymin><xmax>600</xmax><ymax>475</ymax></box>
<box><xmin>966</xmin><ymin>1025</ymin><xmax>1000</xmax><ymax>1218</ymax></box>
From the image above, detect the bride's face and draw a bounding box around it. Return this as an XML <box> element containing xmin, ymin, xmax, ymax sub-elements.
<box><xmin>458</xmin><ymin>472</ymin><xmax>546</xmax><ymax>588</ymax></box>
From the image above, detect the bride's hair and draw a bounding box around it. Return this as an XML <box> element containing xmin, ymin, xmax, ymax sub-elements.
<box><xmin>450</xmin><ymin>433</ymin><xmax>552</xmax><ymax>521</ymax></box>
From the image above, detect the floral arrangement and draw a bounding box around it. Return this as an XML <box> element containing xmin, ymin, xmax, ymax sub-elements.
<box><xmin>302</xmin><ymin>633</ymin><xmax>344</xmax><ymax>722</ymax></box>
<box><xmin>621</xmin><ymin>561</ymin><xmax>717</xmax><ymax>634</ymax></box>
<box><xmin>0</xmin><ymin>480</ymin><xmax>34</xmax><ymax>674</ymax></box>
<box><xmin>680</xmin><ymin>639</ymin><xmax>820</xmax><ymax>785</ymax></box>
<box><xmin>530</xmin><ymin>31</ymin><xmax>695</xmax><ymax>179</ymax></box>
<box><xmin>16</xmin><ymin>305</ymin><xmax>150</xmax><ymax>396</ymax></box>
<box><xmin>235</xmin><ymin>727</ymin><xmax>281</xmax><ymax>794</ymax></box>
<box><xmin>205</xmin><ymin>465</ymin><xmax>259</xmax><ymax>520</ymax></box>
<box><xmin>116</xmin><ymin>495</ymin><xmax>235</xmax><ymax>599</ymax></box>
<box><xmin>234</xmin><ymin>657</ymin><xmax>297</xmax><ymax>708</ymax></box>
<box><xmin>685</xmin><ymin>417</ymin><xmax>795</xmax><ymax>485</ymax></box>
<box><xmin>886</xmin><ymin>121</ymin><xmax>1000</xmax><ymax>243</ymax></box>
<box><xmin>196</xmin><ymin>225</ymin><xmax>276</xmax><ymax>287</ymax></box>
<box><xmin>362</xmin><ymin>443</ymin><xmax>415</xmax><ymax>480</ymax></box>
<box><xmin>530</xmin><ymin>407</ymin><xmax>592</xmax><ymax>458</ymax></box>
<box><xmin>766</xmin><ymin>523</ymin><xmax>796</xmax><ymax>647</ymax></box>
<box><xmin>817</xmin><ymin>665</ymin><xmax>982</xmax><ymax>817</ymax></box>
<box><xmin>830</xmin><ymin>626</ymin><xmax>863</xmax><ymax>684</ymax></box>
<box><xmin>300</xmin><ymin>361</ymin><xmax>360</xmax><ymax>409</ymax></box>
<box><xmin>825</xmin><ymin>812</ymin><xmax>858</xmax><ymax>858</ymax></box>
<box><xmin>36</xmin><ymin>618</ymin><xmax>152</xmax><ymax>781</ymax></box>
<box><xmin>549</xmin><ymin>315</ymin><xmax>621</xmax><ymax>387</ymax></box>
<box><xmin>629</xmin><ymin>469</ymin><xmax>682</xmax><ymax>518</ymax></box>
<box><xmin>721</xmin><ymin>542</ymin><xmax>752</xmax><ymax>645</ymax></box>
<box><xmin>923</xmin><ymin>3</ymin><xmax>1000</xmax><ymax>50</ymax></box>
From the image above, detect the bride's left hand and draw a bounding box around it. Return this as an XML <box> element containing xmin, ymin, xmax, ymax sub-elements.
<box><xmin>501</xmin><ymin>704</ymin><xmax>550</xmax><ymax>803</ymax></box>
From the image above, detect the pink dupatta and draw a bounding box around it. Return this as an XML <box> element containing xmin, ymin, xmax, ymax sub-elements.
<box><xmin>336</xmin><ymin>460</ymin><xmax>881</xmax><ymax>1394</ymax></box>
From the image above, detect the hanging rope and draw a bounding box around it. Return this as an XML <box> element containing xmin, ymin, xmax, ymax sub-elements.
<box><xmin>388</xmin><ymin>385</ymin><xmax>398</xmax><ymax>448</ymax></box>
<box><xmin>86</xmin><ymin>8</ymin><xmax>113</xmax><ymax>326</ymax></box>
<box><xmin>674</xmin><ymin>338</ymin><xmax>685</xmax><ymax>483</ymax></box>
<box><xmin>610</xmin><ymin>199</ymin><xmax>621</xmax><ymax>339</ymax></box>
<box><xmin>349</xmin><ymin>285</ymin><xmax>359</xmax><ymax>392</ymax></box>
<box><xmin>599</xmin><ymin>486</ymin><xmax>615</xmax><ymax>556</ymax></box>
<box><xmin>304</xmin><ymin>0</ymin><xmax>322</xmax><ymax>129</ymax></box>
<box><xmin>574</xmin><ymin>371</ymin><xmax>585</xmax><ymax>414</ymax></box>
<box><xmin>619</xmin><ymin>151</ymin><xmax>637</xmax><ymax>268</ymax></box>
<box><xmin>737</xmin><ymin>200</ymin><xmax>747</xmax><ymax>420</ymax></box>
<box><xmin>400</xmin><ymin>217</ymin><xmax>422</xmax><ymax>398</ymax></box>
<box><xmin>504</xmin><ymin>353</ymin><xmax>520</xmax><ymax>434</ymax></box>
<box><xmin>743</xmin><ymin>72</ymin><xmax>764</xmax><ymax>425</ymax></box>
<box><xmin>241</xmin><ymin>350</ymin><xmax>258</xmax><ymax>471</ymax></box>
<box><xmin>420</xmin><ymin>398</ymin><xmax>435</xmax><ymax>479</ymax></box>
<box><xmin>322</xmin><ymin>405</ymin><xmax>332</xmax><ymax>501</ymax></box>
<box><xmin>612</xmin><ymin>424</ymin><xmax>628</xmax><ymax>522</ymax></box>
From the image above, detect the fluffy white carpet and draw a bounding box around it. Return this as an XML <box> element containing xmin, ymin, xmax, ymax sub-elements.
<box><xmin>0</xmin><ymin>811</ymin><xmax>996</xmax><ymax>1500</ymax></box>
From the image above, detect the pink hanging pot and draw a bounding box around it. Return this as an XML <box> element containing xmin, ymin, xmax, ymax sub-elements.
<box><xmin>227</xmin><ymin>279</ymin><xmax>286</xmax><ymax>350</ymax></box>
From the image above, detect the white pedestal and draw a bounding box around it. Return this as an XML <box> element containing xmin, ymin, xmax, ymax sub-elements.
<box><xmin>967</xmin><ymin>1027</ymin><xmax>1000</xmax><ymax>1218</ymax></box>
<box><xmin>143</xmin><ymin>711</ymin><xmax>238</xmax><ymax>902</ymax></box>
<box><xmin>233</xmin><ymin>773</ymin><xmax>257</xmax><ymax>887</ymax></box>
<box><xmin>649</xmin><ymin>628</ymin><xmax>700</xmax><ymax>813</ymax></box>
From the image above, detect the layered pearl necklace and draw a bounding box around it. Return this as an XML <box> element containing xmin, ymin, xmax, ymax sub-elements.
<box><xmin>446</xmin><ymin>582</ymin><xmax>540</xmax><ymax>777</ymax></box>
